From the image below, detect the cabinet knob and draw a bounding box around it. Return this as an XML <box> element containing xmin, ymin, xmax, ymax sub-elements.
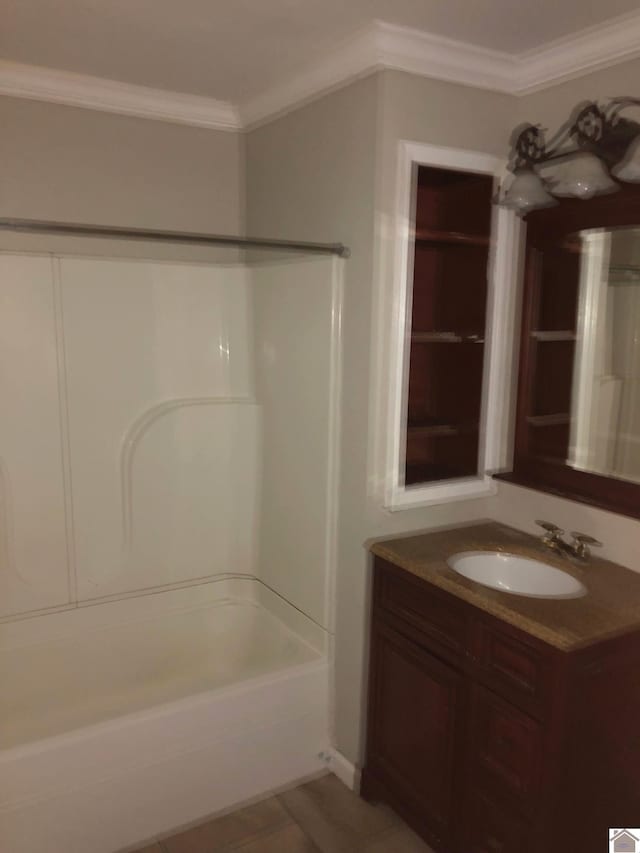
<box><xmin>495</xmin><ymin>733</ymin><xmax>514</xmax><ymax>751</ymax></box>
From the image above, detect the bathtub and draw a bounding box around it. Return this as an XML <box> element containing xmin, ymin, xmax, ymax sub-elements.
<box><xmin>0</xmin><ymin>581</ymin><xmax>330</xmax><ymax>853</ymax></box>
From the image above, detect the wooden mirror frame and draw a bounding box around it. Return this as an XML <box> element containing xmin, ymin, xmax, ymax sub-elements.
<box><xmin>497</xmin><ymin>183</ymin><xmax>640</xmax><ymax>519</ymax></box>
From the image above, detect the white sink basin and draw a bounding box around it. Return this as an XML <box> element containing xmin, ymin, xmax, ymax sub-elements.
<box><xmin>447</xmin><ymin>551</ymin><xmax>587</xmax><ymax>599</ymax></box>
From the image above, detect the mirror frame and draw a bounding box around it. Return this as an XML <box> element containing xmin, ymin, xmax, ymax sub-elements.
<box><xmin>497</xmin><ymin>183</ymin><xmax>640</xmax><ymax>519</ymax></box>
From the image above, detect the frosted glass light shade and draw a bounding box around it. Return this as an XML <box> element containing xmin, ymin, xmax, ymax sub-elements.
<box><xmin>499</xmin><ymin>170</ymin><xmax>556</xmax><ymax>215</ymax></box>
<box><xmin>549</xmin><ymin>153</ymin><xmax>618</xmax><ymax>199</ymax></box>
<box><xmin>612</xmin><ymin>136</ymin><xmax>640</xmax><ymax>182</ymax></box>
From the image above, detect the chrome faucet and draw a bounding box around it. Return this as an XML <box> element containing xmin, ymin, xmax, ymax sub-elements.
<box><xmin>535</xmin><ymin>520</ymin><xmax>603</xmax><ymax>562</ymax></box>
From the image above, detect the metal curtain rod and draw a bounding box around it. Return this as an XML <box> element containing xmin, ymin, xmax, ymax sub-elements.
<box><xmin>0</xmin><ymin>218</ymin><xmax>351</xmax><ymax>259</ymax></box>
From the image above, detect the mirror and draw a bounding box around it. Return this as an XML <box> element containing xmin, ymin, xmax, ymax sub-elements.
<box><xmin>569</xmin><ymin>227</ymin><xmax>640</xmax><ymax>484</ymax></box>
<box><xmin>504</xmin><ymin>183</ymin><xmax>640</xmax><ymax>518</ymax></box>
<box><xmin>529</xmin><ymin>226</ymin><xmax>640</xmax><ymax>485</ymax></box>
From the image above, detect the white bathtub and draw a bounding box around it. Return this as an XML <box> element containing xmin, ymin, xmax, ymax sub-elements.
<box><xmin>0</xmin><ymin>583</ymin><xmax>329</xmax><ymax>853</ymax></box>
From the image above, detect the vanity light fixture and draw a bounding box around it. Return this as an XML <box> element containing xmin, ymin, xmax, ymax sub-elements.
<box><xmin>497</xmin><ymin>98</ymin><xmax>640</xmax><ymax>215</ymax></box>
<box><xmin>613</xmin><ymin>134</ymin><xmax>640</xmax><ymax>181</ymax></box>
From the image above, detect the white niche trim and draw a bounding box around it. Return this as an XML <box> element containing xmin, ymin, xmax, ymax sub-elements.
<box><xmin>382</xmin><ymin>140</ymin><xmax>522</xmax><ymax>511</ymax></box>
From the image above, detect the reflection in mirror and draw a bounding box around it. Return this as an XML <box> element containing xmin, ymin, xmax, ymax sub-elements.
<box><xmin>530</xmin><ymin>226</ymin><xmax>640</xmax><ymax>484</ymax></box>
<box><xmin>509</xmin><ymin>183</ymin><xmax>640</xmax><ymax>518</ymax></box>
<box><xmin>568</xmin><ymin>227</ymin><xmax>640</xmax><ymax>484</ymax></box>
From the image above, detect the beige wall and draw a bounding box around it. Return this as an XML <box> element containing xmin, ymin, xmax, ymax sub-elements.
<box><xmin>379</xmin><ymin>70</ymin><xmax>514</xmax><ymax>156</ymax></box>
<box><xmin>0</xmin><ymin>96</ymin><xmax>244</xmax><ymax>260</ymax></box>
<box><xmin>246</xmin><ymin>77</ymin><xmax>381</xmax><ymax>766</ymax></box>
<box><xmin>514</xmin><ymin>56</ymin><xmax>640</xmax><ymax>130</ymax></box>
<box><xmin>487</xmin><ymin>57</ymin><xmax>640</xmax><ymax>569</ymax></box>
<box><xmin>246</xmin><ymin>71</ymin><xmax>516</xmax><ymax>764</ymax></box>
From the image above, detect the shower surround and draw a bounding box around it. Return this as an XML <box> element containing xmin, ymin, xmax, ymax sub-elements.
<box><xmin>0</xmin><ymin>251</ymin><xmax>342</xmax><ymax>853</ymax></box>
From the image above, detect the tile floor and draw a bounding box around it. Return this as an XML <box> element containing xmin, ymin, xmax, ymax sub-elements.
<box><xmin>131</xmin><ymin>774</ymin><xmax>434</xmax><ymax>853</ymax></box>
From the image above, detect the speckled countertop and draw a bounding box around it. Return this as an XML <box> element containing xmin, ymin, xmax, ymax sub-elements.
<box><xmin>368</xmin><ymin>521</ymin><xmax>640</xmax><ymax>651</ymax></box>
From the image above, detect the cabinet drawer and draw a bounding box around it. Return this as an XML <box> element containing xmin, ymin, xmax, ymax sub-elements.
<box><xmin>471</xmin><ymin>686</ymin><xmax>542</xmax><ymax>807</ymax></box>
<box><xmin>376</xmin><ymin>559</ymin><xmax>469</xmax><ymax>657</ymax></box>
<box><xmin>475</xmin><ymin>621</ymin><xmax>551</xmax><ymax>716</ymax></box>
<box><xmin>461</xmin><ymin>790</ymin><xmax>530</xmax><ymax>853</ymax></box>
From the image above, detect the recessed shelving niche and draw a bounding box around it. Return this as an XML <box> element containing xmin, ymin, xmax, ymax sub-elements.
<box><xmin>405</xmin><ymin>165</ymin><xmax>494</xmax><ymax>486</ymax></box>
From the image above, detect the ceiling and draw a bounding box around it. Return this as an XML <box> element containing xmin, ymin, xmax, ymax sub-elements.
<box><xmin>2</xmin><ymin>0</ymin><xmax>640</xmax><ymax>103</ymax></box>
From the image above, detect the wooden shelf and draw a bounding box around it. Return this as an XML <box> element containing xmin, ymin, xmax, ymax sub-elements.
<box><xmin>415</xmin><ymin>228</ymin><xmax>490</xmax><ymax>247</ymax></box>
<box><xmin>610</xmin><ymin>264</ymin><xmax>640</xmax><ymax>284</ymax></box>
<box><xmin>530</xmin><ymin>330</ymin><xmax>576</xmax><ymax>342</ymax></box>
<box><xmin>411</xmin><ymin>332</ymin><xmax>485</xmax><ymax>344</ymax></box>
<box><xmin>526</xmin><ymin>412</ymin><xmax>570</xmax><ymax>427</ymax></box>
<box><xmin>407</xmin><ymin>420</ymin><xmax>478</xmax><ymax>437</ymax></box>
<box><xmin>405</xmin><ymin>462</ymin><xmax>475</xmax><ymax>484</ymax></box>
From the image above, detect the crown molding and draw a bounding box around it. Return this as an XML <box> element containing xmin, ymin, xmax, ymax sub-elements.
<box><xmin>239</xmin><ymin>25</ymin><xmax>379</xmax><ymax>128</ymax></box>
<box><xmin>241</xmin><ymin>11</ymin><xmax>640</xmax><ymax>129</ymax></box>
<box><xmin>514</xmin><ymin>8</ymin><xmax>640</xmax><ymax>94</ymax></box>
<box><xmin>374</xmin><ymin>21</ymin><xmax>518</xmax><ymax>94</ymax></box>
<box><xmin>0</xmin><ymin>60</ymin><xmax>241</xmax><ymax>130</ymax></box>
<box><xmin>3</xmin><ymin>10</ymin><xmax>640</xmax><ymax>131</ymax></box>
<box><xmin>240</xmin><ymin>21</ymin><xmax>519</xmax><ymax>128</ymax></box>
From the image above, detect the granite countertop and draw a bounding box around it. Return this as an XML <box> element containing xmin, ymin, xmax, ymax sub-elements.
<box><xmin>368</xmin><ymin>521</ymin><xmax>640</xmax><ymax>651</ymax></box>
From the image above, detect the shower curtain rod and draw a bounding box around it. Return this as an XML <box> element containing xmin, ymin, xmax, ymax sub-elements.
<box><xmin>0</xmin><ymin>218</ymin><xmax>351</xmax><ymax>259</ymax></box>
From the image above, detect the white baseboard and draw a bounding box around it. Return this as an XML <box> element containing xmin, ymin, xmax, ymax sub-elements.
<box><xmin>324</xmin><ymin>747</ymin><xmax>361</xmax><ymax>792</ymax></box>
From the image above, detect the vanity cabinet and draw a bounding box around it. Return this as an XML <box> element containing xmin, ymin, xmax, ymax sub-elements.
<box><xmin>367</xmin><ymin>621</ymin><xmax>464</xmax><ymax>840</ymax></box>
<box><xmin>362</xmin><ymin>556</ymin><xmax>640</xmax><ymax>853</ymax></box>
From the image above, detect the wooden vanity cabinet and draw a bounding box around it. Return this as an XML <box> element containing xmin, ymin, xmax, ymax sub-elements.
<box><xmin>362</xmin><ymin>557</ymin><xmax>640</xmax><ymax>853</ymax></box>
<box><xmin>367</xmin><ymin>621</ymin><xmax>464</xmax><ymax>841</ymax></box>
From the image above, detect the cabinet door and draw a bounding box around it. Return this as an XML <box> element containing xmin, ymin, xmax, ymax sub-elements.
<box><xmin>367</xmin><ymin>620</ymin><xmax>463</xmax><ymax>836</ymax></box>
<box><xmin>468</xmin><ymin>685</ymin><xmax>542</xmax><ymax>810</ymax></box>
<box><xmin>459</xmin><ymin>790</ymin><xmax>530</xmax><ymax>853</ymax></box>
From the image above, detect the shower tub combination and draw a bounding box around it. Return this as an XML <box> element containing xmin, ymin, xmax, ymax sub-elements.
<box><xmin>0</xmin><ymin>581</ymin><xmax>329</xmax><ymax>853</ymax></box>
<box><xmin>0</xmin><ymin>250</ymin><xmax>342</xmax><ymax>853</ymax></box>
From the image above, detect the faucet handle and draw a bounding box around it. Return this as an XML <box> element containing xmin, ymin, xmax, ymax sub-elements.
<box><xmin>570</xmin><ymin>532</ymin><xmax>602</xmax><ymax>560</ymax></box>
<box><xmin>535</xmin><ymin>520</ymin><xmax>564</xmax><ymax>537</ymax></box>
